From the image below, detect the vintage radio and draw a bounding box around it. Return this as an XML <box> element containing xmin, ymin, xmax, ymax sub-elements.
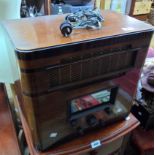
<box><xmin>3</xmin><ymin>11</ymin><xmax>153</xmax><ymax>151</ymax></box>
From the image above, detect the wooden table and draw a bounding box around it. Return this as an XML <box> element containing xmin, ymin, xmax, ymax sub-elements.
<box><xmin>0</xmin><ymin>84</ymin><xmax>21</xmax><ymax>155</ymax></box>
<box><xmin>13</xmin><ymin>81</ymin><xmax>140</xmax><ymax>155</ymax></box>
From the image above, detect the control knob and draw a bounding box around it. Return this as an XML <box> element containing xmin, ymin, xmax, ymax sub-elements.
<box><xmin>70</xmin><ymin>119</ymin><xmax>77</xmax><ymax>127</ymax></box>
<box><xmin>86</xmin><ymin>114</ymin><xmax>98</xmax><ymax>127</ymax></box>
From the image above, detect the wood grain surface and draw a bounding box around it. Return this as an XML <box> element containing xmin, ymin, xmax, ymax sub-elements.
<box><xmin>0</xmin><ymin>84</ymin><xmax>21</xmax><ymax>155</ymax></box>
<box><xmin>2</xmin><ymin>11</ymin><xmax>153</xmax><ymax>51</ymax></box>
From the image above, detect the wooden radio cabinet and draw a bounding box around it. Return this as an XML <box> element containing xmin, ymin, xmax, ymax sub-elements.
<box><xmin>3</xmin><ymin>11</ymin><xmax>153</xmax><ymax>151</ymax></box>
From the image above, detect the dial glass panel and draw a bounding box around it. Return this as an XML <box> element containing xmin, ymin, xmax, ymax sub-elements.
<box><xmin>70</xmin><ymin>89</ymin><xmax>111</xmax><ymax>113</ymax></box>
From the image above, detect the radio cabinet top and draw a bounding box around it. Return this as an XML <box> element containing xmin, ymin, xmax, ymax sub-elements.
<box><xmin>3</xmin><ymin>10</ymin><xmax>153</xmax><ymax>51</ymax></box>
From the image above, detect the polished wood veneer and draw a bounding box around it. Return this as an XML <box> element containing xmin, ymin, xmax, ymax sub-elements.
<box><xmin>2</xmin><ymin>11</ymin><xmax>153</xmax><ymax>151</ymax></box>
<box><xmin>3</xmin><ymin>11</ymin><xmax>153</xmax><ymax>51</ymax></box>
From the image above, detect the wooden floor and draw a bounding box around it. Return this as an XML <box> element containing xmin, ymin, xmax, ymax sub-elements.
<box><xmin>0</xmin><ymin>84</ymin><xmax>21</xmax><ymax>155</ymax></box>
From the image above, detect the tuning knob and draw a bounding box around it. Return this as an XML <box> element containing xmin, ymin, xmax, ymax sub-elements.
<box><xmin>104</xmin><ymin>107</ymin><xmax>112</xmax><ymax>114</ymax></box>
<box><xmin>70</xmin><ymin>119</ymin><xmax>77</xmax><ymax>127</ymax></box>
<box><xmin>86</xmin><ymin>114</ymin><xmax>97</xmax><ymax>127</ymax></box>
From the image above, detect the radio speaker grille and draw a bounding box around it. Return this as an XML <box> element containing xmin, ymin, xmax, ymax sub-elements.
<box><xmin>48</xmin><ymin>49</ymin><xmax>137</xmax><ymax>89</ymax></box>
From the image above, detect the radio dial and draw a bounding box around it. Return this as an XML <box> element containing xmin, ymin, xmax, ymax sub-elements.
<box><xmin>86</xmin><ymin>114</ymin><xmax>97</xmax><ymax>127</ymax></box>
